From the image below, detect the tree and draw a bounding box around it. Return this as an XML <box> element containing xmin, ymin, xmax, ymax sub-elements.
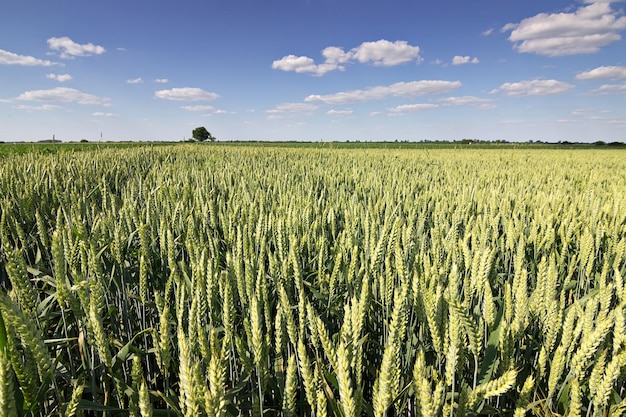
<box><xmin>192</xmin><ymin>126</ymin><xmax>215</xmax><ymax>142</ymax></box>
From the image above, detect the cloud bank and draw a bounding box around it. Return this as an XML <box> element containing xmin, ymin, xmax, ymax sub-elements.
<box><xmin>47</xmin><ymin>37</ymin><xmax>106</xmax><ymax>58</ymax></box>
<box><xmin>155</xmin><ymin>87</ymin><xmax>219</xmax><ymax>101</ymax></box>
<box><xmin>388</xmin><ymin>103</ymin><xmax>439</xmax><ymax>114</ymax></box>
<box><xmin>439</xmin><ymin>96</ymin><xmax>495</xmax><ymax>109</ymax></box>
<box><xmin>587</xmin><ymin>83</ymin><xmax>626</xmax><ymax>94</ymax></box>
<box><xmin>0</xmin><ymin>49</ymin><xmax>58</xmax><ymax>66</ymax></box>
<box><xmin>502</xmin><ymin>1</ymin><xmax>626</xmax><ymax>56</ymax></box>
<box><xmin>452</xmin><ymin>56</ymin><xmax>479</xmax><ymax>65</ymax></box>
<box><xmin>16</xmin><ymin>87</ymin><xmax>110</xmax><ymax>105</ymax></box>
<box><xmin>490</xmin><ymin>79</ymin><xmax>574</xmax><ymax>96</ymax></box>
<box><xmin>305</xmin><ymin>80</ymin><xmax>461</xmax><ymax>104</ymax></box>
<box><xmin>272</xmin><ymin>39</ymin><xmax>422</xmax><ymax>76</ymax></box>
<box><xmin>576</xmin><ymin>65</ymin><xmax>626</xmax><ymax>80</ymax></box>
<box><xmin>266</xmin><ymin>103</ymin><xmax>319</xmax><ymax>114</ymax></box>
<box><xmin>181</xmin><ymin>105</ymin><xmax>215</xmax><ymax>111</ymax></box>
<box><xmin>13</xmin><ymin>104</ymin><xmax>63</xmax><ymax>111</ymax></box>
<box><xmin>46</xmin><ymin>73</ymin><xmax>73</xmax><ymax>82</ymax></box>
<box><xmin>327</xmin><ymin>109</ymin><xmax>353</xmax><ymax>116</ymax></box>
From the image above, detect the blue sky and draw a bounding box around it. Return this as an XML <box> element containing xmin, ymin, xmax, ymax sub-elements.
<box><xmin>1</xmin><ymin>0</ymin><xmax>626</xmax><ymax>142</ymax></box>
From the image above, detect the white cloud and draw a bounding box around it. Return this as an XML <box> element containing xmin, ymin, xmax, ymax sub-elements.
<box><xmin>576</xmin><ymin>65</ymin><xmax>626</xmax><ymax>80</ymax></box>
<box><xmin>0</xmin><ymin>49</ymin><xmax>58</xmax><ymax>66</ymax></box>
<box><xmin>47</xmin><ymin>37</ymin><xmax>106</xmax><ymax>58</ymax></box>
<box><xmin>16</xmin><ymin>87</ymin><xmax>110</xmax><ymax>105</ymax></box>
<box><xmin>327</xmin><ymin>109</ymin><xmax>353</xmax><ymax>116</ymax></box>
<box><xmin>181</xmin><ymin>105</ymin><xmax>215</xmax><ymax>111</ymax></box>
<box><xmin>266</xmin><ymin>103</ymin><xmax>318</xmax><ymax>114</ymax></box>
<box><xmin>502</xmin><ymin>2</ymin><xmax>626</xmax><ymax>56</ymax></box>
<box><xmin>322</xmin><ymin>46</ymin><xmax>352</xmax><ymax>64</ymax></box>
<box><xmin>388</xmin><ymin>103</ymin><xmax>439</xmax><ymax>114</ymax></box>
<box><xmin>305</xmin><ymin>80</ymin><xmax>461</xmax><ymax>104</ymax></box>
<box><xmin>571</xmin><ymin>107</ymin><xmax>626</xmax><ymax>125</ymax></box>
<box><xmin>587</xmin><ymin>83</ymin><xmax>626</xmax><ymax>94</ymax></box>
<box><xmin>490</xmin><ymin>79</ymin><xmax>574</xmax><ymax>96</ymax></box>
<box><xmin>46</xmin><ymin>73</ymin><xmax>73</xmax><ymax>82</ymax></box>
<box><xmin>452</xmin><ymin>56</ymin><xmax>479</xmax><ymax>65</ymax></box>
<box><xmin>155</xmin><ymin>78</ymin><xmax>169</xmax><ymax>84</ymax></box>
<box><xmin>92</xmin><ymin>112</ymin><xmax>118</xmax><ymax>117</ymax></box>
<box><xmin>439</xmin><ymin>96</ymin><xmax>495</xmax><ymax>108</ymax></box>
<box><xmin>272</xmin><ymin>39</ymin><xmax>422</xmax><ymax>75</ymax></box>
<box><xmin>273</xmin><ymin>55</ymin><xmax>315</xmax><ymax>71</ymax></box>
<box><xmin>265</xmin><ymin>103</ymin><xmax>318</xmax><ymax>120</ymax></box>
<box><xmin>126</xmin><ymin>78</ymin><xmax>143</xmax><ymax>84</ymax></box>
<box><xmin>155</xmin><ymin>87</ymin><xmax>219</xmax><ymax>101</ymax></box>
<box><xmin>483</xmin><ymin>28</ymin><xmax>494</xmax><ymax>36</ymax></box>
<box><xmin>13</xmin><ymin>104</ymin><xmax>63</xmax><ymax>111</ymax></box>
<box><xmin>271</xmin><ymin>55</ymin><xmax>342</xmax><ymax>76</ymax></box>
<box><xmin>350</xmin><ymin>40</ymin><xmax>422</xmax><ymax>66</ymax></box>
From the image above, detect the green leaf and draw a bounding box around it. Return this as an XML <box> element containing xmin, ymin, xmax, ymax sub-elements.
<box><xmin>477</xmin><ymin>307</ymin><xmax>502</xmax><ymax>386</ymax></box>
<box><xmin>556</xmin><ymin>375</ymin><xmax>572</xmax><ymax>415</ymax></box>
<box><xmin>112</xmin><ymin>328</ymin><xmax>152</xmax><ymax>371</ymax></box>
<box><xmin>0</xmin><ymin>308</ymin><xmax>7</xmax><ymax>353</ymax></box>
<box><xmin>154</xmin><ymin>391</ymin><xmax>182</xmax><ymax>416</ymax></box>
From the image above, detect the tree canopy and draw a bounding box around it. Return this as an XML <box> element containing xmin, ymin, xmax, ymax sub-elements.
<box><xmin>192</xmin><ymin>126</ymin><xmax>215</xmax><ymax>142</ymax></box>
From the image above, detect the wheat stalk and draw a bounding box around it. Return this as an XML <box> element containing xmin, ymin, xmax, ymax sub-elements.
<box><xmin>0</xmin><ymin>348</ymin><xmax>17</xmax><ymax>417</ymax></box>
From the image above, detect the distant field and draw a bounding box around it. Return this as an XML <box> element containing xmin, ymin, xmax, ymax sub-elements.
<box><xmin>0</xmin><ymin>141</ymin><xmax>174</xmax><ymax>156</ymax></box>
<box><xmin>212</xmin><ymin>140</ymin><xmax>610</xmax><ymax>150</ymax></box>
<box><xmin>1</xmin><ymin>140</ymin><xmax>621</xmax><ymax>156</ymax></box>
<box><xmin>1</xmin><ymin>145</ymin><xmax>626</xmax><ymax>416</ymax></box>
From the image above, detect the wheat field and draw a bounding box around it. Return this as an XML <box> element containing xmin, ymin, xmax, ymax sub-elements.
<box><xmin>1</xmin><ymin>144</ymin><xmax>625</xmax><ymax>416</ymax></box>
